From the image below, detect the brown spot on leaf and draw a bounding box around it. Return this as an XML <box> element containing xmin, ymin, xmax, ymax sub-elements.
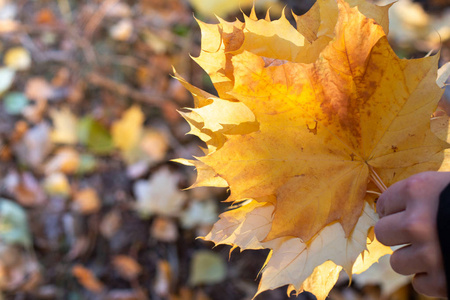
<box><xmin>222</xmin><ymin>24</ymin><xmax>245</xmax><ymax>52</ymax></box>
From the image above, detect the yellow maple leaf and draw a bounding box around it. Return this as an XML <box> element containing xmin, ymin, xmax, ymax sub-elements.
<box><xmin>188</xmin><ymin>0</ymin><xmax>280</xmax><ymax>19</ymax></box>
<box><xmin>4</xmin><ymin>47</ymin><xmax>31</xmax><ymax>71</ymax></box>
<box><xmin>111</xmin><ymin>105</ymin><xmax>145</xmax><ymax>163</ymax></box>
<box><xmin>49</xmin><ymin>107</ymin><xmax>79</xmax><ymax>145</ymax></box>
<box><xmin>176</xmin><ymin>0</ymin><xmax>449</xmax><ymax>298</ymax></box>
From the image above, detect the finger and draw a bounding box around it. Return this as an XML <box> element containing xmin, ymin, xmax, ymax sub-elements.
<box><xmin>390</xmin><ymin>245</ymin><xmax>424</xmax><ymax>275</ymax></box>
<box><xmin>374</xmin><ymin>212</ymin><xmax>411</xmax><ymax>246</ymax></box>
<box><xmin>377</xmin><ymin>179</ymin><xmax>409</xmax><ymax>217</ymax></box>
<box><xmin>378</xmin><ymin>172</ymin><xmax>450</xmax><ymax>218</ymax></box>
<box><xmin>412</xmin><ymin>273</ymin><xmax>447</xmax><ymax>298</ymax></box>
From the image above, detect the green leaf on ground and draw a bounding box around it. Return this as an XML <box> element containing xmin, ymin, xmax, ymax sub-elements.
<box><xmin>0</xmin><ymin>198</ymin><xmax>31</xmax><ymax>248</ymax></box>
<box><xmin>3</xmin><ymin>92</ymin><xmax>28</xmax><ymax>115</ymax></box>
<box><xmin>78</xmin><ymin>116</ymin><xmax>114</xmax><ymax>155</ymax></box>
<box><xmin>0</xmin><ymin>67</ymin><xmax>15</xmax><ymax>95</ymax></box>
<box><xmin>189</xmin><ymin>250</ymin><xmax>226</xmax><ymax>286</ymax></box>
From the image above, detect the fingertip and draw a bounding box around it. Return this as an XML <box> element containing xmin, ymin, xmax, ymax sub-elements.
<box><xmin>373</xmin><ymin>221</ymin><xmax>382</xmax><ymax>241</ymax></box>
<box><xmin>412</xmin><ymin>273</ymin><xmax>447</xmax><ymax>297</ymax></box>
<box><xmin>376</xmin><ymin>195</ymin><xmax>385</xmax><ymax>218</ymax></box>
<box><xmin>373</xmin><ymin>218</ymin><xmax>386</xmax><ymax>245</ymax></box>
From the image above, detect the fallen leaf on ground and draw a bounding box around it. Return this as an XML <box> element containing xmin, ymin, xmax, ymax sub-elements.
<box><xmin>78</xmin><ymin>116</ymin><xmax>114</xmax><ymax>155</ymax></box>
<box><xmin>385</xmin><ymin>0</ymin><xmax>430</xmax><ymax>46</ymax></box>
<box><xmin>142</xmin><ymin>30</ymin><xmax>169</xmax><ymax>55</ymax></box>
<box><xmin>133</xmin><ymin>167</ymin><xmax>186</xmax><ymax>218</ymax></box>
<box><xmin>189</xmin><ymin>250</ymin><xmax>226</xmax><ymax>286</ymax></box>
<box><xmin>438</xmin><ymin>62</ymin><xmax>450</xmax><ymax>88</ymax></box>
<box><xmin>72</xmin><ymin>187</ymin><xmax>101</xmax><ymax>214</ymax></box>
<box><xmin>24</xmin><ymin>77</ymin><xmax>54</xmax><ymax>101</ymax></box>
<box><xmin>49</xmin><ymin>107</ymin><xmax>79</xmax><ymax>145</ymax></box>
<box><xmin>43</xmin><ymin>173</ymin><xmax>71</xmax><ymax>197</ymax></box>
<box><xmin>353</xmin><ymin>249</ymin><xmax>411</xmax><ymax>297</ymax></box>
<box><xmin>150</xmin><ymin>216</ymin><xmax>179</xmax><ymax>242</ymax></box>
<box><xmin>100</xmin><ymin>210</ymin><xmax>122</xmax><ymax>239</ymax></box>
<box><xmin>154</xmin><ymin>260</ymin><xmax>171</xmax><ymax>297</ymax></box>
<box><xmin>111</xmin><ymin>105</ymin><xmax>144</xmax><ymax>161</ymax></box>
<box><xmin>22</xmin><ymin>97</ymin><xmax>47</xmax><ymax>123</ymax></box>
<box><xmin>0</xmin><ymin>1</ymin><xmax>17</xmax><ymax>20</ymax></box>
<box><xmin>72</xmin><ymin>264</ymin><xmax>105</xmax><ymax>293</ymax></box>
<box><xmin>0</xmin><ymin>67</ymin><xmax>15</xmax><ymax>95</ymax></box>
<box><xmin>112</xmin><ymin>255</ymin><xmax>142</xmax><ymax>281</ymax></box>
<box><xmin>0</xmin><ymin>198</ymin><xmax>32</xmax><ymax>247</ymax></box>
<box><xmin>180</xmin><ymin>200</ymin><xmax>217</xmax><ymax>229</ymax></box>
<box><xmin>140</xmin><ymin>129</ymin><xmax>169</xmax><ymax>163</ymax></box>
<box><xmin>34</xmin><ymin>8</ymin><xmax>57</xmax><ymax>25</ymax></box>
<box><xmin>4</xmin><ymin>47</ymin><xmax>31</xmax><ymax>71</ymax></box>
<box><xmin>3</xmin><ymin>92</ymin><xmax>29</xmax><ymax>115</ymax></box>
<box><xmin>0</xmin><ymin>244</ymin><xmax>41</xmax><ymax>292</ymax></box>
<box><xmin>65</xmin><ymin>236</ymin><xmax>90</xmax><ymax>261</ymax></box>
<box><xmin>76</xmin><ymin>154</ymin><xmax>97</xmax><ymax>174</ymax></box>
<box><xmin>13</xmin><ymin>122</ymin><xmax>52</xmax><ymax>169</ymax></box>
<box><xmin>0</xmin><ymin>1</ymin><xmax>18</xmax><ymax>34</ymax></box>
<box><xmin>3</xmin><ymin>172</ymin><xmax>46</xmax><ymax>207</ymax></box>
<box><xmin>44</xmin><ymin>147</ymin><xmax>80</xmax><ymax>174</ymax></box>
<box><xmin>110</xmin><ymin>18</ymin><xmax>133</xmax><ymax>41</ymax></box>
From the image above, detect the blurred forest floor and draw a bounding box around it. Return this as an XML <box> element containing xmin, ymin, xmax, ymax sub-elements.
<box><xmin>0</xmin><ymin>0</ymin><xmax>449</xmax><ymax>299</ymax></box>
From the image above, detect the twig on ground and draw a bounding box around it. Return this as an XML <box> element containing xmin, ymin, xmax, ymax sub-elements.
<box><xmin>84</xmin><ymin>0</ymin><xmax>120</xmax><ymax>39</ymax></box>
<box><xmin>87</xmin><ymin>72</ymin><xmax>167</xmax><ymax>105</ymax></box>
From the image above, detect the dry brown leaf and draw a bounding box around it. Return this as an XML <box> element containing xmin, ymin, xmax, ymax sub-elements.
<box><xmin>34</xmin><ymin>8</ymin><xmax>57</xmax><ymax>25</ymax></box>
<box><xmin>25</xmin><ymin>77</ymin><xmax>54</xmax><ymax>101</ymax></box>
<box><xmin>13</xmin><ymin>122</ymin><xmax>53</xmax><ymax>168</ymax></box>
<box><xmin>65</xmin><ymin>236</ymin><xmax>90</xmax><ymax>261</ymax></box>
<box><xmin>154</xmin><ymin>260</ymin><xmax>171</xmax><ymax>297</ymax></box>
<box><xmin>44</xmin><ymin>147</ymin><xmax>80</xmax><ymax>174</ymax></box>
<box><xmin>112</xmin><ymin>255</ymin><xmax>142</xmax><ymax>281</ymax></box>
<box><xmin>72</xmin><ymin>188</ymin><xmax>101</xmax><ymax>215</ymax></box>
<box><xmin>150</xmin><ymin>217</ymin><xmax>178</xmax><ymax>242</ymax></box>
<box><xmin>0</xmin><ymin>245</ymin><xmax>41</xmax><ymax>292</ymax></box>
<box><xmin>4</xmin><ymin>171</ymin><xmax>46</xmax><ymax>207</ymax></box>
<box><xmin>72</xmin><ymin>264</ymin><xmax>105</xmax><ymax>293</ymax></box>
<box><xmin>100</xmin><ymin>210</ymin><xmax>122</xmax><ymax>239</ymax></box>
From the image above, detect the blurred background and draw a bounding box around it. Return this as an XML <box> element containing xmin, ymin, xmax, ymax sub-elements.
<box><xmin>0</xmin><ymin>0</ymin><xmax>448</xmax><ymax>299</ymax></box>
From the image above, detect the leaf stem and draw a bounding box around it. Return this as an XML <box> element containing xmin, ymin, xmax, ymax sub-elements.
<box><xmin>366</xmin><ymin>190</ymin><xmax>382</xmax><ymax>196</ymax></box>
<box><xmin>368</xmin><ymin>166</ymin><xmax>387</xmax><ymax>193</ymax></box>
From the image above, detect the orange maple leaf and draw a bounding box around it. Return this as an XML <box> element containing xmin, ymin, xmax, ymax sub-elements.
<box><xmin>175</xmin><ymin>0</ymin><xmax>449</xmax><ymax>298</ymax></box>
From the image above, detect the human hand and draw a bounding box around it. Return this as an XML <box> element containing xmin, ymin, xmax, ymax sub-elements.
<box><xmin>374</xmin><ymin>171</ymin><xmax>450</xmax><ymax>297</ymax></box>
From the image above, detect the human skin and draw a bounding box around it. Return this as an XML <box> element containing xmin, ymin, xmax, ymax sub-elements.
<box><xmin>374</xmin><ymin>171</ymin><xmax>450</xmax><ymax>297</ymax></box>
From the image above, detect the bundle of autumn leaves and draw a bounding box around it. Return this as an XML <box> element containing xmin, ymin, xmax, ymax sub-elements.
<box><xmin>175</xmin><ymin>0</ymin><xmax>450</xmax><ymax>298</ymax></box>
